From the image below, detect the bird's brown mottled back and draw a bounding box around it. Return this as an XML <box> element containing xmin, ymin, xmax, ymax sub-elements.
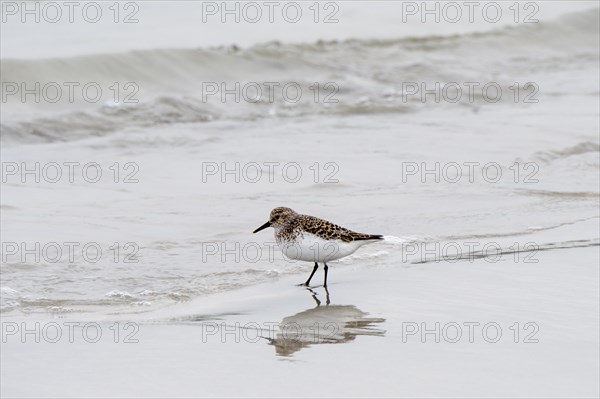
<box><xmin>279</xmin><ymin>213</ymin><xmax>383</xmax><ymax>243</ymax></box>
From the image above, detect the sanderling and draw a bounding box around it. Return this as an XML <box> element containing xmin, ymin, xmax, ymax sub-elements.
<box><xmin>253</xmin><ymin>207</ymin><xmax>383</xmax><ymax>286</ymax></box>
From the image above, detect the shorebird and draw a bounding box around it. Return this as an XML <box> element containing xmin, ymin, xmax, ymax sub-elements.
<box><xmin>253</xmin><ymin>207</ymin><xmax>383</xmax><ymax>287</ymax></box>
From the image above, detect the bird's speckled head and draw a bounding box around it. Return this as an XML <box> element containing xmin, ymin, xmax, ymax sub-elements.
<box><xmin>268</xmin><ymin>207</ymin><xmax>298</xmax><ymax>227</ymax></box>
<box><xmin>252</xmin><ymin>207</ymin><xmax>298</xmax><ymax>233</ymax></box>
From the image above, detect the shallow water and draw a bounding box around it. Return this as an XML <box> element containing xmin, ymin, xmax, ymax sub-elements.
<box><xmin>1</xmin><ymin>4</ymin><xmax>599</xmax><ymax>316</ymax></box>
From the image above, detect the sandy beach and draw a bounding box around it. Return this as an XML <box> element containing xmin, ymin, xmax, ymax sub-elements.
<box><xmin>2</xmin><ymin>2</ymin><xmax>599</xmax><ymax>397</ymax></box>
<box><xmin>2</xmin><ymin>245</ymin><xmax>598</xmax><ymax>398</ymax></box>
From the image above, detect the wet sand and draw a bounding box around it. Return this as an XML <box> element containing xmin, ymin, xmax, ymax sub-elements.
<box><xmin>2</xmin><ymin>245</ymin><xmax>598</xmax><ymax>398</ymax></box>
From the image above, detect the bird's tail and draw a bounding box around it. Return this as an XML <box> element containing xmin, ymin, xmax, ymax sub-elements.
<box><xmin>353</xmin><ymin>234</ymin><xmax>384</xmax><ymax>241</ymax></box>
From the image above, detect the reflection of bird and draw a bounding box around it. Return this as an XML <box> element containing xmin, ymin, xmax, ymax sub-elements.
<box><xmin>308</xmin><ymin>286</ymin><xmax>330</xmax><ymax>306</ymax></box>
<box><xmin>253</xmin><ymin>207</ymin><xmax>383</xmax><ymax>286</ymax></box>
<box><xmin>266</xmin><ymin>287</ymin><xmax>385</xmax><ymax>357</ymax></box>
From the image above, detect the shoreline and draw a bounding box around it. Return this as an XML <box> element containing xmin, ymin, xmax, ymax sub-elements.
<box><xmin>2</xmin><ymin>245</ymin><xmax>598</xmax><ymax>398</ymax></box>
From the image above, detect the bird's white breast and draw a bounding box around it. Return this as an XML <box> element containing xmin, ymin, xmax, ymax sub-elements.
<box><xmin>276</xmin><ymin>231</ymin><xmax>373</xmax><ymax>262</ymax></box>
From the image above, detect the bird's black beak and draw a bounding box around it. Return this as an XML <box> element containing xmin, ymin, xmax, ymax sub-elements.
<box><xmin>253</xmin><ymin>221</ymin><xmax>271</xmax><ymax>233</ymax></box>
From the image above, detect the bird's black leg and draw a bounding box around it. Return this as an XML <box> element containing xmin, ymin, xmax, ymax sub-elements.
<box><xmin>304</xmin><ymin>262</ymin><xmax>319</xmax><ymax>286</ymax></box>
<box><xmin>323</xmin><ymin>263</ymin><xmax>329</xmax><ymax>287</ymax></box>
